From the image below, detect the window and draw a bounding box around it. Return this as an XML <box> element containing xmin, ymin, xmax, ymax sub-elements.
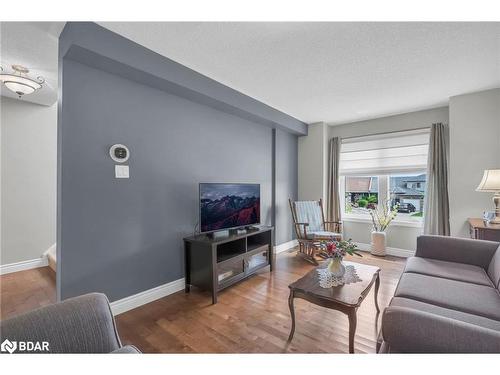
<box><xmin>344</xmin><ymin>176</ymin><xmax>378</xmax><ymax>214</ymax></box>
<box><xmin>390</xmin><ymin>173</ymin><xmax>427</xmax><ymax>220</ymax></box>
<box><xmin>339</xmin><ymin>129</ymin><xmax>430</xmax><ymax>226</ymax></box>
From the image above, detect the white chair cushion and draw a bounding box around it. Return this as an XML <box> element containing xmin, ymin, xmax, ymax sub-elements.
<box><xmin>295</xmin><ymin>201</ymin><xmax>323</xmax><ymax>232</ymax></box>
<box><xmin>306</xmin><ymin>230</ymin><xmax>341</xmax><ymax>239</ymax></box>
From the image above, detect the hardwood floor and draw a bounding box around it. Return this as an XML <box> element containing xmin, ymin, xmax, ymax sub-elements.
<box><xmin>0</xmin><ymin>266</ymin><xmax>56</xmax><ymax>320</ymax></box>
<box><xmin>0</xmin><ymin>249</ymin><xmax>405</xmax><ymax>353</ymax></box>
<box><xmin>116</xmin><ymin>251</ymin><xmax>404</xmax><ymax>353</ymax></box>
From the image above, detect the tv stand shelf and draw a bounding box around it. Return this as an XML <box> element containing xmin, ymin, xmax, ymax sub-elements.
<box><xmin>183</xmin><ymin>226</ymin><xmax>274</xmax><ymax>304</ymax></box>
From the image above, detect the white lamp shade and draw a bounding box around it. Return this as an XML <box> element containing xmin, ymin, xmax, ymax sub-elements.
<box><xmin>4</xmin><ymin>81</ymin><xmax>36</xmax><ymax>95</ymax></box>
<box><xmin>476</xmin><ymin>169</ymin><xmax>500</xmax><ymax>192</ymax></box>
<box><xmin>0</xmin><ymin>74</ymin><xmax>42</xmax><ymax>96</ymax></box>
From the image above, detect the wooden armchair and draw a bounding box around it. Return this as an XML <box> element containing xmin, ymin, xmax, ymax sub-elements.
<box><xmin>288</xmin><ymin>198</ymin><xmax>342</xmax><ymax>265</ymax></box>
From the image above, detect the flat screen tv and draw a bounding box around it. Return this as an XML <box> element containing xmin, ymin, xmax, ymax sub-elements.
<box><xmin>200</xmin><ymin>183</ymin><xmax>260</xmax><ymax>233</ymax></box>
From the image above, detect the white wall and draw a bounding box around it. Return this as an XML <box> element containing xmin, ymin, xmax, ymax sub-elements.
<box><xmin>327</xmin><ymin>107</ymin><xmax>449</xmax><ymax>140</ymax></box>
<box><xmin>342</xmin><ymin>220</ymin><xmax>423</xmax><ymax>251</ymax></box>
<box><xmin>331</xmin><ymin>107</ymin><xmax>449</xmax><ymax>251</ymax></box>
<box><xmin>449</xmin><ymin>88</ymin><xmax>500</xmax><ymax>237</ymax></box>
<box><xmin>299</xmin><ymin>89</ymin><xmax>500</xmax><ymax>251</ymax></box>
<box><xmin>1</xmin><ymin>96</ymin><xmax>57</xmax><ymax>265</ymax></box>
<box><xmin>298</xmin><ymin>122</ymin><xmax>328</xmax><ymax>201</ymax></box>
<box><xmin>298</xmin><ymin>107</ymin><xmax>449</xmax><ymax>252</ymax></box>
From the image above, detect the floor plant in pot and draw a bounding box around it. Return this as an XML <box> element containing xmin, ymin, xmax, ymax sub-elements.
<box><xmin>368</xmin><ymin>200</ymin><xmax>399</xmax><ymax>256</ymax></box>
<box><xmin>324</xmin><ymin>239</ymin><xmax>362</xmax><ymax>277</ymax></box>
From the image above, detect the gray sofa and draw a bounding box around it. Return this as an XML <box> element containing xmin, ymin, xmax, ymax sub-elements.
<box><xmin>379</xmin><ymin>235</ymin><xmax>500</xmax><ymax>353</ymax></box>
<box><xmin>0</xmin><ymin>293</ymin><xmax>139</xmax><ymax>353</ymax></box>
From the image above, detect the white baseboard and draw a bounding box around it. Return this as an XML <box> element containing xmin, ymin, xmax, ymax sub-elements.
<box><xmin>110</xmin><ymin>240</ymin><xmax>299</xmax><ymax>316</ymax></box>
<box><xmin>0</xmin><ymin>257</ymin><xmax>49</xmax><ymax>275</ymax></box>
<box><xmin>110</xmin><ymin>278</ymin><xmax>185</xmax><ymax>316</ymax></box>
<box><xmin>43</xmin><ymin>243</ymin><xmax>56</xmax><ymax>258</ymax></box>
<box><xmin>273</xmin><ymin>240</ymin><xmax>413</xmax><ymax>258</ymax></box>
<box><xmin>274</xmin><ymin>239</ymin><xmax>298</xmax><ymax>254</ymax></box>
<box><xmin>354</xmin><ymin>242</ymin><xmax>415</xmax><ymax>258</ymax></box>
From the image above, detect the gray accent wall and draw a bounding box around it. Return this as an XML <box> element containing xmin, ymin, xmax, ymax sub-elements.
<box><xmin>58</xmin><ymin>23</ymin><xmax>301</xmax><ymax>301</ymax></box>
<box><xmin>59</xmin><ymin>23</ymin><xmax>307</xmax><ymax>136</ymax></box>
<box><xmin>275</xmin><ymin>129</ymin><xmax>298</xmax><ymax>245</ymax></box>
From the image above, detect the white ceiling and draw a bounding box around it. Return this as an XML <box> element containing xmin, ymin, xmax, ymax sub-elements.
<box><xmin>0</xmin><ymin>22</ymin><xmax>64</xmax><ymax>106</ymax></box>
<box><xmin>99</xmin><ymin>22</ymin><xmax>500</xmax><ymax>124</ymax></box>
<box><xmin>2</xmin><ymin>22</ymin><xmax>499</xmax><ymax>122</ymax></box>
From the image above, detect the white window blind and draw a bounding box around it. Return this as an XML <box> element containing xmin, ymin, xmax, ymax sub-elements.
<box><xmin>340</xmin><ymin>128</ymin><xmax>430</xmax><ymax>176</ymax></box>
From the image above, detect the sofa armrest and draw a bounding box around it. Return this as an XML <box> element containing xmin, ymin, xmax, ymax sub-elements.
<box><xmin>0</xmin><ymin>293</ymin><xmax>122</xmax><ymax>353</ymax></box>
<box><xmin>382</xmin><ymin>306</ymin><xmax>500</xmax><ymax>353</ymax></box>
<box><xmin>415</xmin><ymin>235</ymin><xmax>498</xmax><ymax>269</ymax></box>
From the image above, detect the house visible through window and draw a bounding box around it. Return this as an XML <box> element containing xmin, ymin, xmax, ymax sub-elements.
<box><xmin>339</xmin><ymin>129</ymin><xmax>430</xmax><ymax>225</ymax></box>
<box><xmin>344</xmin><ymin>176</ymin><xmax>378</xmax><ymax>214</ymax></box>
<box><xmin>390</xmin><ymin>173</ymin><xmax>426</xmax><ymax>219</ymax></box>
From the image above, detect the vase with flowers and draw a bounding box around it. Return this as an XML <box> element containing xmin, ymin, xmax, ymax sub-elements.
<box><xmin>368</xmin><ymin>199</ymin><xmax>399</xmax><ymax>256</ymax></box>
<box><xmin>324</xmin><ymin>239</ymin><xmax>362</xmax><ymax>277</ymax></box>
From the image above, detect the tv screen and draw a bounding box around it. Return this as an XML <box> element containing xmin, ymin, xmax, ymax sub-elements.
<box><xmin>200</xmin><ymin>183</ymin><xmax>260</xmax><ymax>233</ymax></box>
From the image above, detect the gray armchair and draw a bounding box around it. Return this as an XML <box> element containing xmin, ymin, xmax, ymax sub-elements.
<box><xmin>0</xmin><ymin>293</ymin><xmax>139</xmax><ymax>353</ymax></box>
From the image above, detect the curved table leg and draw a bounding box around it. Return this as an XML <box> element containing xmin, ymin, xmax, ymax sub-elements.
<box><xmin>287</xmin><ymin>290</ymin><xmax>296</xmax><ymax>341</ymax></box>
<box><xmin>374</xmin><ymin>271</ymin><xmax>380</xmax><ymax>313</ymax></box>
<box><xmin>348</xmin><ymin>308</ymin><xmax>357</xmax><ymax>354</ymax></box>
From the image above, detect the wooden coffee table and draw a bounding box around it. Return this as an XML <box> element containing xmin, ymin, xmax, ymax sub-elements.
<box><xmin>287</xmin><ymin>261</ymin><xmax>380</xmax><ymax>353</ymax></box>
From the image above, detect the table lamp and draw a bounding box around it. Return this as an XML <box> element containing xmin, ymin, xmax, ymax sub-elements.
<box><xmin>476</xmin><ymin>169</ymin><xmax>500</xmax><ymax>224</ymax></box>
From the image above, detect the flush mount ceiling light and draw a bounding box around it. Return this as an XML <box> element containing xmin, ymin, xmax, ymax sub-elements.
<box><xmin>0</xmin><ymin>64</ymin><xmax>45</xmax><ymax>98</ymax></box>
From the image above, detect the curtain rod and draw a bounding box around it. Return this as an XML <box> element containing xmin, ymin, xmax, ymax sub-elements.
<box><xmin>338</xmin><ymin>126</ymin><xmax>432</xmax><ymax>141</ymax></box>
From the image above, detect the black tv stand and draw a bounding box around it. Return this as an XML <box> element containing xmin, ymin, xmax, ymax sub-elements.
<box><xmin>183</xmin><ymin>226</ymin><xmax>274</xmax><ymax>304</ymax></box>
<box><xmin>204</xmin><ymin>226</ymin><xmax>261</xmax><ymax>239</ymax></box>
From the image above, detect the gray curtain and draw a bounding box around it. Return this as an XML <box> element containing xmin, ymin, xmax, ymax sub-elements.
<box><xmin>424</xmin><ymin>123</ymin><xmax>450</xmax><ymax>235</ymax></box>
<box><xmin>327</xmin><ymin>137</ymin><xmax>341</xmax><ymax>222</ymax></box>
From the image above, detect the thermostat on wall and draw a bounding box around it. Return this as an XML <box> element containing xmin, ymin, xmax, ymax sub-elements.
<box><xmin>109</xmin><ymin>144</ymin><xmax>130</xmax><ymax>163</ymax></box>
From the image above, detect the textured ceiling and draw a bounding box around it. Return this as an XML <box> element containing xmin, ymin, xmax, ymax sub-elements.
<box><xmin>99</xmin><ymin>22</ymin><xmax>500</xmax><ymax>124</ymax></box>
<box><xmin>0</xmin><ymin>22</ymin><xmax>65</xmax><ymax>106</ymax></box>
<box><xmin>2</xmin><ymin>22</ymin><xmax>499</xmax><ymax>120</ymax></box>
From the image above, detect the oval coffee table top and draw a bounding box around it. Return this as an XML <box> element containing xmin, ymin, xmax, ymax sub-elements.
<box><xmin>288</xmin><ymin>260</ymin><xmax>381</xmax><ymax>307</ymax></box>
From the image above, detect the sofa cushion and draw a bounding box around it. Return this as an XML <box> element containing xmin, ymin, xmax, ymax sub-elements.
<box><xmin>394</xmin><ymin>273</ymin><xmax>500</xmax><ymax>321</ymax></box>
<box><xmin>487</xmin><ymin>246</ymin><xmax>500</xmax><ymax>289</ymax></box>
<box><xmin>381</xmin><ymin>305</ymin><xmax>500</xmax><ymax>353</ymax></box>
<box><xmin>404</xmin><ymin>257</ymin><xmax>493</xmax><ymax>287</ymax></box>
<box><xmin>390</xmin><ymin>297</ymin><xmax>500</xmax><ymax>331</ymax></box>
